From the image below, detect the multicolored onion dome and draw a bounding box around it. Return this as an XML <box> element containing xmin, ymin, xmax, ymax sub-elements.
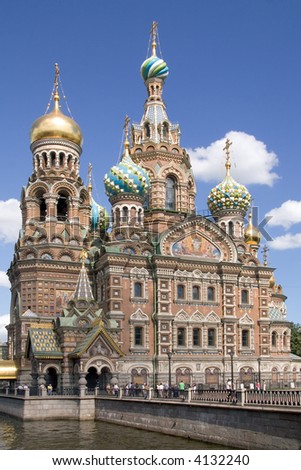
<box><xmin>207</xmin><ymin>174</ymin><xmax>251</xmax><ymax>216</ymax></box>
<box><xmin>91</xmin><ymin>198</ymin><xmax>109</xmax><ymax>231</ymax></box>
<box><xmin>141</xmin><ymin>55</ymin><xmax>169</xmax><ymax>82</ymax></box>
<box><xmin>104</xmin><ymin>154</ymin><xmax>150</xmax><ymax>198</ymax></box>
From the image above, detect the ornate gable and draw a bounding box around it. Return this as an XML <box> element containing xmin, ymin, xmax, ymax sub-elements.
<box><xmin>159</xmin><ymin>216</ymin><xmax>238</xmax><ymax>262</ymax></box>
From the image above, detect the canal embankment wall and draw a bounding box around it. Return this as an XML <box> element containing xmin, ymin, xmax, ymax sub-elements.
<box><xmin>0</xmin><ymin>395</ymin><xmax>301</xmax><ymax>450</ymax></box>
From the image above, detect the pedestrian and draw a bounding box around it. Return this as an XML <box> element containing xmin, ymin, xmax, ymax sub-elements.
<box><xmin>178</xmin><ymin>380</ymin><xmax>185</xmax><ymax>401</ymax></box>
<box><xmin>142</xmin><ymin>383</ymin><xmax>148</xmax><ymax>399</ymax></box>
<box><xmin>47</xmin><ymin>384</ymin><xmax>53</xmax><ymax>395</ymax></box>
<box><xmin>226</xmin><ymin>379</ymin><xmax>232</xmax><ymax>400</ymax></box>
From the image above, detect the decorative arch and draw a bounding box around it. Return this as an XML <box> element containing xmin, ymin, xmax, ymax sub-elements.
<box><xmin>205</xmin><ymin>367</ymin><xmax>221</xmax><ymax>387</ymax></box>
<box><xmin>191</xmin><ymin>311</ymin><xmax>205</xmax><ymax>322</ymax></box>
<box><xmin>175</xmin><ymin>310</ymin><xmax>190</xmax><ymax>322</ymax></box>
<box><xmin>205</xmin><ymin>311</ymin><xmax>220</xmax><ymax>323</ymax></box>
<box><xmin>26</xmin><ymin>181</ymin><xmax>50</xmax><ymax>198</ymax></box>
<box><xmin>52</xmin><ymin>181</ymin><xmax>78</xmax><ymax>198</ymax></box>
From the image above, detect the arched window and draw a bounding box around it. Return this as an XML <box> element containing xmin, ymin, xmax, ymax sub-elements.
<box><xmin>134</xmin><ymin>326</ymin><xmax>143</xmax><ymax>346</ymax></box>
<box><xmin>283</xmin><ymin>331</ymin><xmax>288</xmax><ymax>347</ymax></box>
<box><xmin>162</xmin><ymin>122</ymin><xmax>169</xmax><ymax>138</ymax></box>
<box><xmin>122</xmin><ymin>206</ymin><xmax>128</xmax><ymax>223</ymax></box>
<box><xmin>242</xmin><ymin>329</ymin><xmax>249</xmax><ymax>347</ymax></box>
<box><xmin>134</xmin><ymin>282</ymin><xmax>142</xmax><ymax>298</ymax></box>
<box><xmin>145</xmin><ymin>123</ymin><xmax>150</xmax><ymax>138</ymax></box>
<box><xmin>166</xmin><ymin>176</ymin><xmax>176</xmax><ymax>210</ymax></box>
<box><xmin>193</xmin><ymin>328</ymin><xmax>201</xmax><ymax>346</ymax></box>
<box><xmin>229</xmin><ymin>221</ymin><xmax>234</xmax><ymax>237</ymax></box>
<box><xmin>177</xmin><ymin>284</ymin><xmax>185</xmax><ymax>300</ymax></box>
<box><xmin>241</xmin><ymin>289</ymin><xmax>249</xmax><ymax>304</ymax></box>
<box><xmin>192</xmin><ymin>285</ymin><xmax>200</xmax><ymax>300</ymax></box>
<box><xmin>207</xmin><ymin>286</ymin><xmax>215</xmax><ymax>302</ymax></box>
<box><xmin>208</xmin><ymin>328</ymin><xmax>216</xmax><ymax>347</ymax></box>
<box><xmin>177</xmin><ymin>327</ymin><xmax>186</xmax><ymax>346</ymax></box>
<box><xmin>57</xmin><ymin>192</ymin><xmax>69</xmax><ymax>221</ymax></box>
<box><xmin>271</xmin><ymin>331</ymin><xmax>277</xmax><ymax>347</ymax></box>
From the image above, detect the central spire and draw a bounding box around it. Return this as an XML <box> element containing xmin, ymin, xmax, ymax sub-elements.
<box><xmin>151</xmin><ymin>20</ymin><xmax>158</xmax><ymax>56</ymax></box>
<box><xmin>223</xmin><ymin>138</ymin><xmax>232</xmax><ymax>177</ymax></box>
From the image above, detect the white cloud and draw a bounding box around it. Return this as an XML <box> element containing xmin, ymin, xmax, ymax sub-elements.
<box><xmin>188</xmin><ymin>131</ymin><xmax>279</xmax><ymax>186</ymax></box>
<box><xmin>268</xmin><ymin>232</ymin><xmax>301</xmax><ymax>250</ymax></box>
<box><xmin>266</xmin><ymin>200</ymin><xmax>301</xmax><ymax>229</ymax></box>
<box><xmin>0</xmin><ymin>314</ymin><xmax>9</xmax><ymax>343</ymax></box>
<box><xmin>0</xmin><ymin>271</ymin><xmax>10</xmax><ymax>288</ymax></box>
<box><xmin>0</xmin><ymin>199</ymin><xmax>21</xmax><ymax>243</ymax></box>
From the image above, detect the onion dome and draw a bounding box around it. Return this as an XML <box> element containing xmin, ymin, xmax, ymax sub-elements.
<box><xmin>207</xmin><ymin>139</ymin><xmax>251</xmax><ymax>216</ymax></box>
<box><xmin>104</xmin><ymin>154</ymin><xmax>150</xmax><ymax>198</ymax></box>
<box><xmin>244</xmin><ymin>211</ymin><xmax>261</xmax><ymax>245</ymax></box>
<box><xmin>141</xmin><ymin>56</ymin><xmax>169</xmax><ymax>82</ymax></box>
<box><xmin>140</xmin><ymin>22</ymin><xmax>169</xmax><ymax>82</ymax></box>
<box><xmin>104</xmin><ymin>127</ymin><xmax>150</xmax><ymax>198</ymax></box>
<box><xmin>30</xmin><ymin>64</ymin><xmax>83</xmax><ymax>147</ymax></box>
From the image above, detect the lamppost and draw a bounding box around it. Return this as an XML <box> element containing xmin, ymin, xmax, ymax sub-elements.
<box><xmin>257</xmin><ymin>358</ymin><xmax>261</xmax><ymax>386</ymax></box>
<box><xmin>229</xmin><ymin>351</ymin><xmax>234</xmax><ymax>390</ymax></box>
<box><xmin>167</xmin><ymin>350</ymin><xmax>173</xmax><ymax>390</ymax></box>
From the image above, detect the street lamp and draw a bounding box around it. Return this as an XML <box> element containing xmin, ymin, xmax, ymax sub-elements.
<box><xmin>229</xmin><ymin>351</ymin><xmax>234</xmax><ymax>390</ymax></box>
<box><xmin>257</xmin><ymin>358</ymin><xmax>261</xmax><ymax>385</ymax></box>
<box><xmin>167</xmin><ymin>350</ymin><xmax>173</xmax><ymax>390</ymax></box>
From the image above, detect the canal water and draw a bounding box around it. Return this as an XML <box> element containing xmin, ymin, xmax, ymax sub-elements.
<box><xmin>0</xmin><ymin>413</ymin><xmax>233</xmax><ymax>450</ymax></box>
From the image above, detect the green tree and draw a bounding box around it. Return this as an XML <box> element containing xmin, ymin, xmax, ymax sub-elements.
<box><xmin>290</xmin><ymin>322</ymin><xmax>301</xmax><ymax>356</ymax></box>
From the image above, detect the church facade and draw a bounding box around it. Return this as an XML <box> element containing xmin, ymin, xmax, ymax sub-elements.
<box><xmin>3</xmin><ymin>25</ymin><xmax>300</xmax><ymax>391</ymax></box>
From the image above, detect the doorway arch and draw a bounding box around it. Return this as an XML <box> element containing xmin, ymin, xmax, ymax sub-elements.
<box><xmin>98</xmin><ymin>367</ymin><xmax>112</xmax><ymax>391</ymax></box>
<box><xmin>45</xmin><ymin>367</ymin><xmax>58</xmax><ymax>391</ymax></box>
<box><xmin>86</xmin><ymin>366</ymin><xmax>98</xmax><ymax>389</ymax></box>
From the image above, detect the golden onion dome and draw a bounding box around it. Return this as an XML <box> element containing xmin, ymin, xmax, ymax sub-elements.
<box><xmin>30</xmin><ymin>92</ymin><xmax>83</xmax><ymax>146</ymax></box>
<box><xmin>30</xmin><ymin>64</ymin><xmax>82</xmax><ymax>147</ymax></box>
<box><xmin>244</xmin><ymin>211</ymin><xmax>261</xmax><ymax>245</ymax></box>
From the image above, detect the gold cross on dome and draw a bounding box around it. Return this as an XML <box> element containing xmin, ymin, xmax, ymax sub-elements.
<box><xmin>223</xmin><ymin>138</ymin><xmax>232</xmax><ymax>176</ymax></box>
<box><xmin>54</xmin><ymin>63</ymin><xmax>60</xmax><ymax>93</ymax></box>
<box><xmin>223</xmin><ymin>138</ymin><xmax>232</xmax><ymax>162</ymax></box>
<box><xmin>123</xmin><ymin>115</ymin><xmax>130</xmax><ymax>139</ymax></box>
<box><xmin>261</xmin><ymin>245</ymin><xmax>269</xmax><ymax>266</ymax></box>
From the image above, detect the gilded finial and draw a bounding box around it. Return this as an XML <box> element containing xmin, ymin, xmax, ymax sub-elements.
<box><xmin>262</xmin><ymin>245</ymin><xmax>269</xmax><ymax>267</ymax></box>
<box><xmin>88</xmin><ymin>163</ymin><xmax>92</xmax><ymax>200</ymax></box>
<box><xmin>80</xmin><ymin>249</ymin><xmax>88</xmax><ymax>266</ymax></box>
<box><xmin>53</xmin><ymin>63</ymin><xmax>60</xmax><ymax>111</ymax></box>
<box><xmin>223</xmin><ymin>138</ymin><xmax>232</xmax><ymax>177</ymax></box>
<box><xmin>151</xmin><ymin>21</ymin><xmax>158</xmax><ymax>56</ymax></box>
<box><xmin>123</xmin><ymin>115</ymin><xmax>130</xmax><ymax>156</ymax></box>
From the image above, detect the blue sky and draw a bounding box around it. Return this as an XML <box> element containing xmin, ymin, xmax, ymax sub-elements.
<box><xmin>1</xmin><ymin>0</ymin><xmax>301</xmax><ymax>340</ymax></box>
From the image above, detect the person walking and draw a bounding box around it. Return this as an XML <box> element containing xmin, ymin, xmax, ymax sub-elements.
<box><xmin>178</xmin><ymin>380</ymin><xmax>185</xmax><ymax>401</ymax></box>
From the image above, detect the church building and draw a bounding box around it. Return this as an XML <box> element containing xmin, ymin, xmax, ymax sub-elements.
<box><xmin>2</xmin><ymin>24</ymin><xmax>300</xmax><ymax>391</ymax></box>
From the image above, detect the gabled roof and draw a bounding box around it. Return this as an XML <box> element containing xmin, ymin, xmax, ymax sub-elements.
<box><xmin>69</xmin><ymin>320</ymin><xmax>124</xmax><ymax>358</ymax></box>
<box><xmin>25</xmin><ymin>327</ymin><xmax>63</xmax><ymax>359</ymax></box>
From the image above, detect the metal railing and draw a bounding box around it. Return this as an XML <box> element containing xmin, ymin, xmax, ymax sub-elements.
<box><xmin>1</xmin><ymin>386</ymin><xmax>301</xmax><ymax>408</ymax></box>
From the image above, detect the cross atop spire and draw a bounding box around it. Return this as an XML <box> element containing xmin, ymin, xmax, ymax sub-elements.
<box><xmin>151</xmin><ymin>21</ymin><xmax>158</xmax><ymax>56</ymax></box>
<box><xmin>54</xmin><ymin>63</ymin><xmax>60</xmax><ymax>95</ymax></box>
<box><xmin>262</xmin><ymin>245</ymin><xmax>269</xmax><ymax>266</ymax></box>
<box><xmin>223</xmin><ymin>138</ymin><xmax>232</xmax><ymax>176</ymax></box>
<box><xmin>123</xmin><ymin>115</ymin><xmax>130</xmax><ymax>156</ymax></box>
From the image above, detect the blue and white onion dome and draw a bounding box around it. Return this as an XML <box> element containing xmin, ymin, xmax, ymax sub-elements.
<box><xmin>104</xmin><ymin>154</ymin><xmax>150</xmax><ymax>199</ymax></box>
<box><xmin>140</xmin><ymin>55</ymin><xmax>169</xmax><ymax>82</ymax></box>
<box><xmin>207</xmin><ymin>173</ymin><xmax>251</xmax><ymax>216</ymax></box>
<box><xmin>91</xmin><ymin>198</ymin><xmax>109</xmax><ymax>231</ymax></box>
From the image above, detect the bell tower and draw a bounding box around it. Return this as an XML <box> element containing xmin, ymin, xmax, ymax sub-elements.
<box><xmin>131</xmin><ymin>22</ymin><xmax>196</xmax><ymax>234</ymax></box>
<box><xmin>7</xmin><ymin>64</ymin><xmax>94</xmax><ymax>372</ymax></box>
